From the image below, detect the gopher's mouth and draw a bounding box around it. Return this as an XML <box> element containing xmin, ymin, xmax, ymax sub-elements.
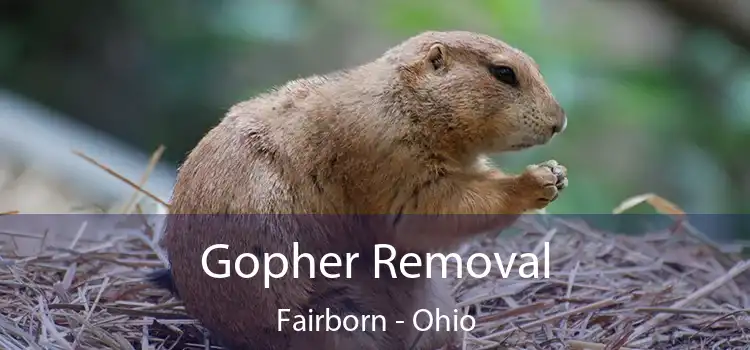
<box><xmin>509</xmin><ymin>135</ymin><xmax>550</xmax><ymax>150</ymax></box>
<box><xmin>508</xmin><ymin>143</ymin><xmax>534</xmax><ymax>150</ymax></box>
<box><xmin>504</xmin><ymin>130</ymin><xmax>557</xmax><ymax>151</ymax></box>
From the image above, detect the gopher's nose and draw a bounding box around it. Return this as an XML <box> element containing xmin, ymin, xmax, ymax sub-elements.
<box><xmin>552</xmin><ymin>114</ymin><xmax>567</xmax><ymax>135</ymax></box>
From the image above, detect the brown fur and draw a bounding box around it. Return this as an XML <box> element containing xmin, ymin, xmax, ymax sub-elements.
<box><xmin>160</xmin><ymin>31</ymin><xmax>568</xmax><ymax>349</ymax></box>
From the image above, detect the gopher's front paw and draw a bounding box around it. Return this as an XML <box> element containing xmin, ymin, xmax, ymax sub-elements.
<box><xmin>517</xmin><ymin>160</ymin><xmax>567</xmax><ymax>209</ymax></box>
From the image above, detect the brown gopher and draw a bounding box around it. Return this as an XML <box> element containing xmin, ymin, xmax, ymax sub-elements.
<box><xmin>150</xmin><ymin>30</ymin><xmax>568</xmax><ymax>349</ymax></box>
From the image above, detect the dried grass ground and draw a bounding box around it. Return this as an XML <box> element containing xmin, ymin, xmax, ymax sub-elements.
<box><xmin>2</xmin><ymin>211</ymin><xmax>750</xmax><ymax>350</ymax></box>
<box><xmin>1</xmin><ymin>151</ymin><xmax>750</xmax><ymax>349</ymax></box>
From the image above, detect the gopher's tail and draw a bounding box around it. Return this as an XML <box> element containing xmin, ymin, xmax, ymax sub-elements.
<box><xmin>146</xmin><ymin>268</ymin><xmax>180</xmax><ymax>298</ymax></box>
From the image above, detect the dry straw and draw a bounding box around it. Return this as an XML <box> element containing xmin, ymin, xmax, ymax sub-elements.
<box><xmin>1</xmin><ymin>148</ymin><xmax>749</xmax><ymax>349</ymax></box>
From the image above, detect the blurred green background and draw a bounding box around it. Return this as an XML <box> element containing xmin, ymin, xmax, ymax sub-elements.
<box><xmin>0</xmin><ymin>0</ymin><xmax>748</xmax><ymax>218</ymax></box>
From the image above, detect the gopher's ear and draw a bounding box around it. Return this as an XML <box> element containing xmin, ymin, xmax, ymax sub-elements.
<box><xmin>424</xmin><ymin>43</ymin><xmax>449</xmax><ymax>71</ymax></box>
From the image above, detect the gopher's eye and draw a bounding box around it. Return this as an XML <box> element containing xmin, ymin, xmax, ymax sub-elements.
<box><xmin>489</xmin><ymin>65</ymin><xmax>518</xmax><ymax>87</ymax></box>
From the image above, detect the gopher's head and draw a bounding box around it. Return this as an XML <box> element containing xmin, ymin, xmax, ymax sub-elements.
<box><xmin>383</xmin><ymin>31</ymin><xmax>567</xmax><ymax>154</ymax></box>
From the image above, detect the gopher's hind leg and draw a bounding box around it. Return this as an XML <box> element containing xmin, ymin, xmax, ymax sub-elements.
<box><xmin>404</xmin><ymin>276</ymin><xmax>463</xmax><ymax>350</ymax></box>
<box><xmin>286</xmin><ymin>274</ymin><xmax>462</xmax><ymax>350</ymax></box>
<box><xmin>284</xmin><ymin>281</ymin><xmax>396</xmax><ymax>350</ymax></box>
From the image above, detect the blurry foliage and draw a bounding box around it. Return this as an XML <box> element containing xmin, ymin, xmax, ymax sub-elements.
<box><xmin>0</xmin><ymin>0</ymin><xmax>749</xmax><ymax>229</ymax></box>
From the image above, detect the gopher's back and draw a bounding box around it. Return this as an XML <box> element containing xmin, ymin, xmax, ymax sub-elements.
<box><xmin>160</xmin><ymin>73</ymin><xmax>418</xmax><ymax>348</ymax></box>
<box><xmin>172</xmin><ymin>72</ymin><xmax>416</xmax><ymax>216</ymax></box>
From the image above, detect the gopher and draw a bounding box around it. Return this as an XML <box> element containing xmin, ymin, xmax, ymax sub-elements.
<box><xmin>151</xmin><ymin>30</ymin><xmax>568</xmax><ymax>349</ymax></box>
